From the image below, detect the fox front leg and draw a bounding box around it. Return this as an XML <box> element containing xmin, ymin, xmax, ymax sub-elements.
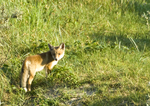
<box><xmin>45</xmin><ymin>67</ymin><xmax>52</xmax><ymax>78</ymax></box>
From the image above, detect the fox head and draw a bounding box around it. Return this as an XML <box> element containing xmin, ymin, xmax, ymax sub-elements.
<box><xmin>48</xmin><ymin>43</ymin><xmax>65</xmax><ymax>61</ymax></box>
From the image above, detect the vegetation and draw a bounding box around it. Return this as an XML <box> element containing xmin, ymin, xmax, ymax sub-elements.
<box><xmin>1</xmin><ymin>0</ymin><xmax>150</xmax><ymax>105</ymax></box>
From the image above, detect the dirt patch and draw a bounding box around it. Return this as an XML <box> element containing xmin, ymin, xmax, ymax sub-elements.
<box><xmin>43</xmin><ymin>84</ymin><xmax>97</xmax><ymax>106</ymax></box>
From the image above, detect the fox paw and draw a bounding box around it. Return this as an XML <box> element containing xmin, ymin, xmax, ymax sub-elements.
<box><xmin>23</xmin><ymin>88</ymin><xmax>27</xmax><ymax>92</ymax></box>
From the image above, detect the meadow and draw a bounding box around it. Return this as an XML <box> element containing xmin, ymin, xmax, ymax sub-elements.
<box><xmin>1</xmin><ymin>0</ymin><xmax>150</xmax><ymax>105</ymax></box>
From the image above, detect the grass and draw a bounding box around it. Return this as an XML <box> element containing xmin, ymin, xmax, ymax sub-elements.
<box><xmin>1</xmin><ymin>0</ymin><xmax>150</xmax><ymax>105</ymax></box>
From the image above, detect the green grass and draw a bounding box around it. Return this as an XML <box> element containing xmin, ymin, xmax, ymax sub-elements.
<box><xmin>1</xmin><ymin>0</ymin><xmax>150</xmax><ymax>105</ymax></box>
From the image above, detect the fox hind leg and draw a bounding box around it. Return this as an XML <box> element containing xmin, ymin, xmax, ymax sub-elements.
<box><xmin>21</xmin><ymin>68</ymin><xmax>29</xmax><ymax>92</ymax></box>
<box><xmin>27</xmin><ymin>70</ymin><xmax>36</xmax><ymax>91</ymax></box>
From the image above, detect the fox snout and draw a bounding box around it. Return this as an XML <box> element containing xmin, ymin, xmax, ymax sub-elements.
<box><xmin>54</xmin><ymin>58</ymin><xmax>57</xmax><ymax>61</ymax></box>
<box><xmin>52</xmin><ymin>55</ymin><xmax>57</xmax><ymax>61</ymax></box>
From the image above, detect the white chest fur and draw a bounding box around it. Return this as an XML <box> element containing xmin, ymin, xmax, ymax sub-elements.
<box><xmin>50</xmin><ymin>61</ymin><xmax>58</xmax><ymax>69</ymax></box>
<box><xmin>35</xmin><ymin>61</ymin><xmax>58</xmax><ymax>72</ymax></box>
<box><xmin>36</xmin><ymin>66</ymin><xmax>45</xmax><ymax>72</ymax></box>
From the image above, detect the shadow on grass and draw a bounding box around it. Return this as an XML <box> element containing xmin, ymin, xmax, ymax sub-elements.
<box><xmin>76</xmin><ymin>77</ymin><xmax>147</xmax><ymax>106</ymax></box>
<box><xmin>113</xmin><ymin>0</ymin><xmax>150</xmax><ymax>16</ymax></box>
<box><xmin>91</xmin><ymin>93</ymin><xmax>147</xmax><ymax>106</ymax></box>
<box><xmin>1</xmin><ymin>64</ymin><xmax>20</xmax><ymax>88</ymax></box>
<box><xmin>88</xmin><ymin>32</ymin><xmax>150</xmax><ymax>52</ymax></box>
<box><xmin>31</xmin><ymin>66</ymin><xmax>79</xmax><ymax>91</ymax></box>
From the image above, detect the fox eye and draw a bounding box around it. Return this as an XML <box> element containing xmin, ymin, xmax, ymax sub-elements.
<box><xmin>58</xmin><ymin>53</ymin><xmax>61</xmax><ymax>55</ymax></box>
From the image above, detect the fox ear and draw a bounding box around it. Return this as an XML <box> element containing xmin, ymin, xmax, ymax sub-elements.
<box><xmin>59</xmin><ymin>43</ymin><xmax>65</xmax><ymax>49</ymax></box>
<box><xmin>48</xmin><ymin>44</ymin><xmax>53</xmax><ymax>50</ymax></box>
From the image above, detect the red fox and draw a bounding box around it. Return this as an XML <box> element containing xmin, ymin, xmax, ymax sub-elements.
<box><xmin>20</xmin><ymin>43</ymin><xmax>65</xmax><ymax>92</ymax></box>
